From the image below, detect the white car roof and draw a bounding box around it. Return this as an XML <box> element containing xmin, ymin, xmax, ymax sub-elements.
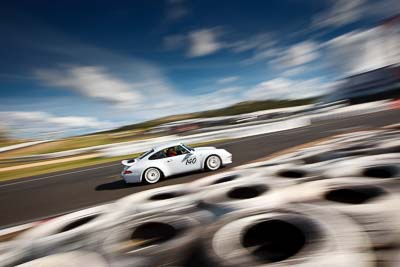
<box><xmin>152</xmin><ymin>142</ymin><xmax>184</xmax><ymax>151</ymax></box>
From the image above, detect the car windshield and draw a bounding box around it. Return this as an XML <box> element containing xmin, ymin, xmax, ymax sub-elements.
<box><xmin>182</xmin><ymin>144</ymin><xmax>194</xmax><ymax>151</ymax></box>
<box><xmin>138</xmin><ymin>149</ymin><xmax>154</xmax><ymax>159</ymax></box>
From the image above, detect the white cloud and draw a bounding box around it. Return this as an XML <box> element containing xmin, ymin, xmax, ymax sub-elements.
<box><xmin>244</xmin><ymin>77</ymin><xmax>334</xmax><ymax>100</ymax></box>
<box><xmin>217</xmin><ymin>76</ymin><xmax>239</xmax><ymax>84</ymax></box>
<box><xmin>313</xmin><ymin>0</ymin><xmax>365</xmax><ymax>28</ymax></box>
<box><xmin>281</xmin><ymin>66</ymin><xmax>307</xmax><ymax>77</ymax></box>
<box><xmin>188</xmin><ymin>28</ymin><xmax>222</xmax><ymax>57</ymax></box>
<box><xmin>364</xmin><ymin>0</ymin><xmax>400</xmax><ymax>19</ymax></box>
<box><xmin>272</xmin><ymin>41</ymin><xmax>320</xmax><ymax>69</ymax></box>
<box><xmin>240</xmin><ymin>40</ymin><xmax>320</xmax><ymax>69</ymax></box>
<box><xmin>165</xmin><ymin>30</ymin><xmax>277</xmax><ymax>62</ymax></box>
<box><xmin>0</xmin><ymin>111</ymin><xmax>113</xmax><ymax>138</ymax></box>
<box><xmin>312</xmin><ymin>0</ymin><xmax>400</xmax><ymax>29</ymax></box>
<box><xmin>242</xmin><ymin>47</ymin><xmax>279</xmax><ymax>64</ymax></box>
<box><xmin>187</xmin><ymin>87</ymin><xmax>242</xmax><ymax>110</ymax></box>
<box><xmin>229</xmin><ymin>33</ymin><xmax>275</xmax><ymax>53</ymax></box>
<box><xmin>134</xmin><ymin>85</ymin><xmax>242</xmax><ymax>117</ymax></box>
<box><xmin>36</xmin><ymin>66</ymin><xmax>143</xmax><ymax>105</ymax></box>
<box><xmin>324</xmin><ymin>25</ymin><xmax>400</xmax><ymax>75</ymax></box>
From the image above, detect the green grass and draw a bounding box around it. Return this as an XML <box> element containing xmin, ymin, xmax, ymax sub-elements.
<box><xmin>196</xmin><ymin>99</ymin><xmax>313</xmax><ymax>117</ymax></box>
<box><xmin>0</xmin><ymin>131</ymin><xmax>161</xmax><ymax>159</ymax></box>
<box><xmin>0</xmin><ymin>139</ymin><xmax>27</xmax><ymax>148</ymax></box>
<box><xmin>0</xmin><ymin>153</ymin><xmax>140</xmax><ymax>182</ymax></box>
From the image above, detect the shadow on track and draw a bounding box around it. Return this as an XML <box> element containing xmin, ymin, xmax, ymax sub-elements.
<box><xmin>95</xmin><ymin>180</ymin><xmax>140</xmax><ymax>191</ymax></box>
<box><xmin>95</xmin><ymin>169</ymin><xmax>213</xmax><ymax>191</ymax></box>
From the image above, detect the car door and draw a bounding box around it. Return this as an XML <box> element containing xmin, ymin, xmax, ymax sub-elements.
<box><xmin>165</xmin><ymin>145</ymin><xmax>199</xmax><ymax>175</ymax></box>
<box><xmin>147</xmin><ymin>149</ymin><xmax>169</xmax><ymax>174</ymax></box>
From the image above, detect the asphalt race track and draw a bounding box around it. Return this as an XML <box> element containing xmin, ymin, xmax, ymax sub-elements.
<box><xmin>0</xmin><ymin>109</ymin><xmax>399</xmax><ymax>228</ymax></box>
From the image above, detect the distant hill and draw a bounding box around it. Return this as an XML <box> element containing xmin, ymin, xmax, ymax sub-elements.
<box><xmin>105</xmin><ymin>98</ymin><xmax>314</xmax><ymax>133</ymax></box>
<box><xmin>197</xmin><ymin>99</ymin><xmax>313</xmax><ymax>117</ymax></box>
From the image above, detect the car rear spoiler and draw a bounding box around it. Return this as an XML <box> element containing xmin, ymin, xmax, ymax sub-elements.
<box><xmin>121</xmin><ymin>159</ymin><xmax>136</xmax><ymax>166</ymax></box>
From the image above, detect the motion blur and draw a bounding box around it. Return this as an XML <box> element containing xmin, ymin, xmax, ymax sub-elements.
<box><xmin>0</xmin><ymin>1</ymin><xmax>399</xmax><ymax>266</ymax></box>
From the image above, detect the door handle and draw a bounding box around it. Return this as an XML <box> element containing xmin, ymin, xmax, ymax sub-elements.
<box><xmin>167</xmin><ymin>159</ymin><xmax>173</xmax><ymax>163</ymax></box>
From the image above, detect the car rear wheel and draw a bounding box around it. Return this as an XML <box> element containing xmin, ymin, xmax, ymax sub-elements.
<box><xmin>144</xmin><ymin>168</ymin><xmax>162</xmax><ymax>184</ymax></box>
<box><xmin>205</xmin><ymin>155</ymin><xmax>222</xmax><ymax>171</ymax></box>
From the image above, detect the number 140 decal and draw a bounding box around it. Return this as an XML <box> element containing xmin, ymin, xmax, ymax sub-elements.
<box><xmin>186</xmin><ymin>157</ymin><xmax>197</xmax><ymax>165</ymax></box>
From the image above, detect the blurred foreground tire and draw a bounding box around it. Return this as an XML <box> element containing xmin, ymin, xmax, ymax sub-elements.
<box><xmin>189</xmin><ymin>169</ymin><xmax>257</xmax><ymax>191</ymax></box>
<box><xmin>101</xmin><ymin>214</ymin><xmax>201</xmax><ymax>267</ymax></box>
<box><xmin>111</xmin><ymin>184</ymin><xmax>197</xmax><ymax>218</ymax></box>
<box><xmin>17</xmin><ymin>205</ymin><xmax>110</xmax><ymax>257</ymax></box>
<box><xmin>248</xmin><ymin>163</ymin><xmax>328</xmax><ymax>184</ymax></box>
<box><xmin>288</xmin><ymin>178</ymin><xmax>400</xmax><ymax>248</ymax></box>
<box><xmin>0</xmin><ymin>241</ymin><xmax>30</xmax><ymax>267</ymax></box>
<box><xmin>375</xmin><ymin>248</ymin><xmax>400</xmax><ymax>267</ymax></box>
<box><xmin>15</xmin><ymin>250</ymin><xmax>109</xmax><ymax>267</ymax></box>
<box><xmin>199</xmin><ymin>179</ymin><xmax>289</xmax><ymax>218</ymax></box>
<box><xmin>202</xmin><ymin>204</ymin><xmax>374</xmax><ymax>267</ymax></box>
<box><xmin>373</xmin><ymin>140</ymin><xmax>400</xmax><ymax>155</ymax></box>
<box><xmin>323</xmin><ymin>155</ymin><xmax>400</xmax><ymax>180</ymax></box>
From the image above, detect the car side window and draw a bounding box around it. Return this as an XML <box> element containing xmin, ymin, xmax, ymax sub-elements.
<box><xmin>149</xmin><ymin>150</ymin><xmax>166</xmax><ymax>160</ymax></box>
<box><xmin>165</xmin><ymin>146</ymin><xmax>178</xmax><ymax>157</ymax></box>
<box><xmin>165</xmin><ymin>145</ymin><xmax>188</xmax><ymax>157</ymax></box>
<box><xmin>176</xmin><ymin>145</ymin><xmax>189</xmax><ymax>155</ymax></box>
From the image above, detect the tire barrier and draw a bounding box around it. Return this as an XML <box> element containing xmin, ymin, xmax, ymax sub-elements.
<box><xmin>249</xmin><ymin>163</ymin><xmax>327</xmax><ymax>184</ymax></box>
<box><xmin>201</xmin><ymin>204</ymin><xmax>375</xmax><ymax>267</ymax></box>
<box><xmin>323</xmin><ymin>156</ymin><xmax>400</xmax><ymax>180</ymax></box>
<box><xmin>189</xmin><ymin>169</ymin><xmax>258</xmax><ymax>191</ymax></box>
<box><xmin>269</xmin><ymin>146</ymin><xmax>335</xmax><ymax>165</ymax></box>
<box><xmin>17</xmin><ymin>205</ymin><xmax>110</xmax><ymax>258</ymax></box>
<box><xmin>111</xmin><ymin>184</ymin><xmax>199</xmax><ymax>217</ymax></box>
<box><xmin>265</xmin><ymin>146</ymin><xmax>359</xmax><ymax>166</ymax></box>
<box><xmin>15</xmin><ymin>251</ymin><xmax>109</xmax><ymax>267</ymax></box>
<box><xmin>101</xmin><ymin>215</ymin><xmax>201</xmax><ymax>267</ymax></box>
<box><xmin>2</xmin><ymin>126</ymin><xmax>400</xmax><ymax>266</ymax></box>
<box><xmin>287</xmin><ymin>178</ymin><xmax>400</xmax><ymax>248</ymax></box>
<box><xmin>373</xmin><ymin>140</ymin><xmax>400</xmax><ymax>155</ymax></box>
<box><xmin>375</xmin><ymin>248</ymin><xmax>400</xmax><ymax>267</ymax></box>
<box><xmin>198</xmin><ymin>179</ymin><xmax>288</xmax><ymax>218</ymax></box>
<box><xmin>236</xmin><ymin>145</ymin><xmax>336</xmax><ymax>168</ymax></box>
<box><xmin>325</xmin><ymin>130</ymin><xmax>383</xmax><ymax>144</ymax></box>
<box><xmin>0</xmin><ymin>241</ymin><xmax>31</xmax><ymax>267</ymax></box>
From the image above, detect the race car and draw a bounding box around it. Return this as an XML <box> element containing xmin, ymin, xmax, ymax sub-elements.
<box><xmin>120</xmin><ymin>142</ymin><xmax>232</xmax><ymax>184</ymax></box>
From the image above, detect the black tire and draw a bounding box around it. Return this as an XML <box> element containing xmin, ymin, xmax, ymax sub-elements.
<box><xmin>189</xmin><ymin>169</ymin><xmax>257</xmax><ymax>191</ymax></box>
<box><xmin>15</xmin><ymin>251</ymin><xmax>109</xmax><ymax>267</ymax></box>
<box><xmin>205</xmin><ymin>155</ymin><xmax>222</xmax><ymax>171</ymax></box>
<box><xmin>323</xmin><ymin>155</ymin><xmax>400</xmax><ymax>180</ymax></box>
<box><xmin>16</xmin><ymin>205</ymin><xmax>109</xmax><ymax>258</ymax></box>
<box><xmin>201</xmin><ymin>204</ymin><xmax>374</xmax><ymax>267</ymax></box>
<box><xmin>111</xmin><ymin>184</ymin><xmax>198</xmax><ymax>215</ymax></box>
<box><xmin>198</xmin><ymin>179</ymin><xmax>291</xmax><ymax>219</ymax></box>
<box><xmin>291</xmin><ymin>178</ymin><xmax>400</xmax><ymax>248</ymax></box>
<box><xmin>0</xmin><ymin>241</ymin><xmax>30</xmax><ymax>267</ymax></box>
<box><xmin>101</xmin><ymin>215</ymin><xmax>201</xmax><ymax>267</ymax></box>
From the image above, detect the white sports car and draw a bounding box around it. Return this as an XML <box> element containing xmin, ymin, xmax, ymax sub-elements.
<box><xmin>121</xmin><ymin>142</ymin><xmax>232</xmax><ymax>184</ymax></box>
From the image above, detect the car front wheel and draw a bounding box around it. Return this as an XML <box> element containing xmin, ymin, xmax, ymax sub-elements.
<box><xmin>205</xmin><ymin>155</ymin><xmax>222</xmax><ymax>171</ymax></box>
<box><xmin>143</xmin><ymin>168</ymin><xmax>162</xmax><ymax>184</ymax></box>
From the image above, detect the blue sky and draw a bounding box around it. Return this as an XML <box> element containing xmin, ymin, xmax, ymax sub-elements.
<box><xmin>0</xmin><ymin>0</ymin><xmax>399</xmax><ymax>138</ymax></box>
